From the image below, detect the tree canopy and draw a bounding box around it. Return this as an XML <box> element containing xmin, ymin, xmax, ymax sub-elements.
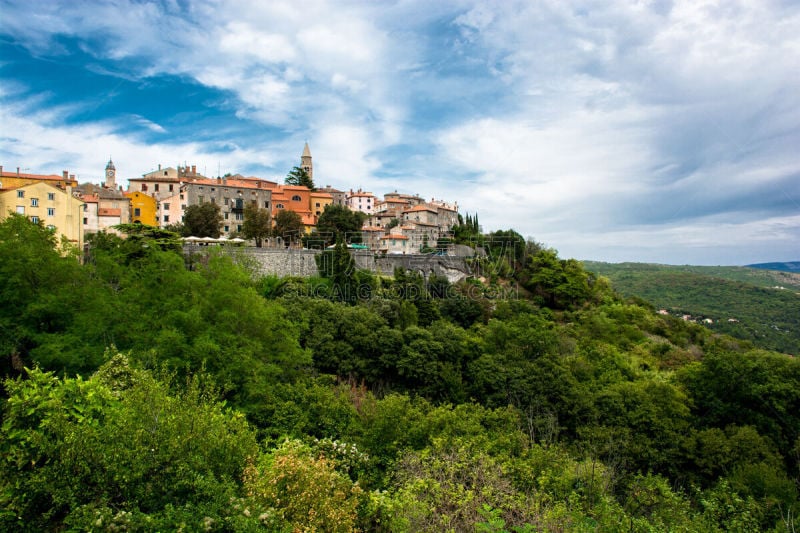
<box><xmin>311</xmin><ymin>204</ymin><xmax>365</xmax><ymax>247</ymax></box>
<box><xmin>182</xmin><ymin>202</ymin><xmax>222</xmax><ymax>238</ymax></box>
<box><xmin>273</xmin><ymin>209</ymin><xmax>303</xmax><ymax>244</ymax></box>
<box><xmin>242</xmin><ymin>203</ymin><xmax>271</xmax><ymax>247</ymax></box>
<box><xmin>1</xmin><ymin>213</ymin><xmax>798</xmax><ymax>532</ymax></box>
<box><xmin>285</xmin><ymin>166</ymin><xmax>314</xmax><ymax>190</ymax></box>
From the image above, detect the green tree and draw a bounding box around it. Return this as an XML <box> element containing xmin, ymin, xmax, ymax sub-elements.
<box><xmin>315</xmin><ymin>204</ymin><xmax>366</xmax><ymax>246</ymax></box>
<box><xmin>285</xmin><ymin>166</ymin><xmax>315</xmax><ymax>190</ymax></box>
<box><xmin>183</xmin><ymin>202</ymin><xmax>222</xmax><ymax>238</ymax></box>
<box><xmin>243</xmin><ymin>439</ymin><xmax>364</xmax><ymax>532</ymax></box>
<box><xmin>0</xmin><ymin>214</ymin><xmax>84</xmax><ymax>378</ymax></box>
<box><xmin>242</xmin><ymin>202</ymin><xmax>271</xmax><ymax>247</ymax></box>
<box><xmin>273</xmin><ymin>209</ymin><xmax>304</xmax><ymax>245</ymax></box>
<box><xmin>0</xmin><ymin>359</ymin><xmax>260</xmax><ymax>531</ymax></box>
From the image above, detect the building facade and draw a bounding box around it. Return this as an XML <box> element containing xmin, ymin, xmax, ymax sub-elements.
<box><xmin>0</xmin><ymin>181</ymin><xmax>84</xmax><ymax>248</ymax></box>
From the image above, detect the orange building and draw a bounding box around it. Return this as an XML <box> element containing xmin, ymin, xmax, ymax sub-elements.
<box><xmin>271</xmin><ymin>185</ymin><xmax>315</xmax><ymax>232</ymax></box>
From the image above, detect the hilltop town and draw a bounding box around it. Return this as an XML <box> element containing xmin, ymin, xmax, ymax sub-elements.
<box><xmin>0</xmin><ymin>144</ymin><xmax>461</xmax><ymax>254</ymax></box>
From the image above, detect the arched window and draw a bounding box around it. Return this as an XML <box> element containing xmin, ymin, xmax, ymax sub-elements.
<box><xmin>292</xmin><ymin>195</ymin><xmax>302</xmax><ymax>202</ymax></box>
<box><xmin>276</xmin><ymin>203</ymin><xmax>285</xmax><ymax>209</ymax></box>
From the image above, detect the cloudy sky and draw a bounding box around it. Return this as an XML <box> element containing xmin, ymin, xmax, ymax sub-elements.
<box><xmin>1</xmin><ymin>0</ymin><xmax>798</xmax><ymax>265</ymax></box>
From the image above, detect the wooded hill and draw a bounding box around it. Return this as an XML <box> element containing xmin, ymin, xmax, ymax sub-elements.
<box><xmin>1</xmin><ymin>215</ymin><xmax>798</xmax><ymax>532</ymax></box>
<box><xmin>584</xmin><ymin>261</ymin><xmax>800</xmax><ymax>355</ymax></box>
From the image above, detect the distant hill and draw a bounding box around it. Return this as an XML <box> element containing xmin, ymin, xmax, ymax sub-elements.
<box><xmin>584</xmin><ymin>261</ymin><xmax>800</xmax><ymax>355</ymax></box>
<box><xmin>747</xmin><ymin>261</ymin><xmax>800</xmax><ymax>273</ymax></box>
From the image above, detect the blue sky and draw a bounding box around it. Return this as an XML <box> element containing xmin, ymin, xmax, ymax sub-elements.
<box><xmin>1</xmin><ymin>0</ymin><xmax>798</xmax><ymax>265</ymax></box>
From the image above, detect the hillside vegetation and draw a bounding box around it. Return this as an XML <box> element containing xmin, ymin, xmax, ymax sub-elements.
<box><xmin>1</xmin><ymin>215</ymin><xmax>798</xmax><ymax>532</ymax></box>
<box><xmin>585</xmin><ymin>261</ymin><xmax>800</xmax><ymax>355</ymax></box>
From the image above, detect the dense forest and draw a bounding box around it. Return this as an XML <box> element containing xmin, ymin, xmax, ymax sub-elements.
<box><xmin>585</xmin><ymin>261</ymin><xmax>800</xmax><ymax>355</ymax></box>
<box><xmin>1</xmin><ymin>213</ymin><xmax>798</xmax><ymax>532</ymax></box>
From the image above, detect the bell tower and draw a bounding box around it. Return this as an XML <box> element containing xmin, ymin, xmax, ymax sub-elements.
<box><xmin>104</xmin><ymin>158</ymin><xmax>116</xmax><ymax>189</ymax></box>
<box><xmin>301</xmin><ymin>142</ymin><xmax>313</xmax><ymax>180</ymax></box>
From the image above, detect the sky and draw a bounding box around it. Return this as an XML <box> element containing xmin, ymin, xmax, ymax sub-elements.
<box><xmin>1</xmin><ymin>0</ymin><xmax>798</xmax><ymax>265</ymax></box>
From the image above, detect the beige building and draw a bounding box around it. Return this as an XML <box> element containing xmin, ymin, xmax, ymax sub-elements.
<box><xmin>0</xmin><ymin>181</ymin><xmax>84</xmax><ymax>248</ymax></box>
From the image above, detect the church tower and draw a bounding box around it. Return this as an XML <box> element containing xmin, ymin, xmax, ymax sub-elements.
<box><xmin>301</xmin><ymin>142</ymin><xmax>313</xmax><ymax>180</ymax></box>
<box><xmin>104</xmin><ymin>158</ymin><xmax>116</xmax><ymax>189</ymax></box>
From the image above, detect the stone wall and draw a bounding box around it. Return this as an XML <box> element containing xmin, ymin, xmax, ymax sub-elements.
<box><xmin>185</xmin><ymin>245</ymin><xmax>472</xmax><ymax>282</ymax></box>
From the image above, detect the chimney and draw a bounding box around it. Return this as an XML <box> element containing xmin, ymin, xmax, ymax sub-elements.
<box><xmin>217</xmin><ymin>177</ymin><xmax>221</xmax><ymax>184</ymax></box>
<box><xmin>158</xmin><ymin>164</ymin><xmax>162</xmax><ymax>170</ymax></box>
<box><xmin>0</xmin><ymin>165</ymin><xmax>3</xmax><ymax>174</ymax></box>
<box><xmin>192</xmin><ymin>165</ymin><xmax>196</xmax><ymax>175</ymax></box>
<box><xmin>17</xmin><ymin>167</ymin><xmax>20</xmax><ymax>176</ymax></box>
<box><xmin>63</xmin><ymin>171</ymin><xmax>69</xmax><ymax>180</ymax></box>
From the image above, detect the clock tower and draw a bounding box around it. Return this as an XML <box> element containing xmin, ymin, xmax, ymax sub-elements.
<box><xmin>105</xmin><ymin>158</ymin><xmax>116</xmax><ymax>189</ymax></box>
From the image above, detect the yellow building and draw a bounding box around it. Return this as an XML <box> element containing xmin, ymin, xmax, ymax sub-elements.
<box><xmin>0</xmin><ymin>181</ymin><xmax>84</xmax><ymax>249</ymax></box>
<box><xmin>310</xmin><ymin>191</ymin><xmax>334</xmax><ymax>219</ymax></box>
<box><xmin>125</xmin><ymin>190</ymin><xmax>158</xmax><ymax>226</ymax></box>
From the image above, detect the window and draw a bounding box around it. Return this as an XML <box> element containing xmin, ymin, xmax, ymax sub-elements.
<box><xmin>235</xmin><ymin>213</ymin><xmax>243</xmax><ymax>221</ymax></box>
<box><xmin>198</xmin><ymin>196</ymin><xmax>204</xmax><ymax>204</ymax></box>
<box><xmin>47</xmin><ymin>207</ymin><xmax>55</xmax><ymax>216</ymax></box>
<box><xmin>16</xmin><ymin>206</ymin><xmax>24</xmax><ymax>214</ymax></box>
<box><xmin>224</xmin><ymin>197</ymin><xmax>230</xmax><ymax>205</ymax></box>
<box><xmin>48</xmin><ymin>192</ymin><xmax>55</xmax><ymax>201</ymax></box>
<box><xmin>134</xmin><ymin>208</ymin><xmax>141</xmax><ymax>216</ymax></box>
<box><xmin>31</xmin><ymin>198</ymin><xmax>39</xmax><ymax>207</ymax></box>
<box><xmin>169</xmin><ymin>184</ymin><xmax>174</xmax><ymax>192</ymax></box>
<box><xmin>83</xmin><ymin>217</ymin><xmax>88</xmax><ymax>224</ymax></box>
<box><xmin>292</xmin><ymin>195</ymin><xmax>301</xmax><ymax>201</ymax></box>
<box><xmin>224</xmin><ymin>213</ymin><xmax>229</xmax><ymax>220</ymax></box>
<box><xmin>141</xmin><ymin>184</ymin><xmax>148</xmax><ymax>192</ymax></box>
<box><xmin>163</xmin><ymin>171</ymin><xmax>168</xmax><ymax>176</ymax></box>
<box><xmin>181</xmin><ymin>204</ymin><xmax>186</xmax><ymax>210</ymax></box>
<box><xmin>237</xmin><ymin>224</ymin><xmax>242</xmax><ymax>232</ymax></box>
<box><xmin>47</xmin><ymin>225</ymin><xmax>55</xmax><ymax>231</ymax></box>
<box><xmin>17</xmin><ymin>190</ymin><xmax>24</xmax><ymax>198</ymax></box>
<box><xmin>264</xmin><ymin>201</ymin><xmax>269</xmax><ymax>208</ymax></box>
<box><xmin>163</xmin><ymin>215</ymin><xmax>169</xmax><ymax>223</ymax></box>
<box><xmin>316</xmin><ymin>202</ymin><xmax>321</xmax><ymax>208</ymax></box>
<box><xmin>276</xmin><ymin>203</ymin><xmax>284</xmax><ymax>209</ymax></box>
<box><xmin>211</xmin><ymin>198</ymin><xmax>216</xmax><ymax>204</ymax></box>
<box><xmin>154</xmin><ymin>184</ymin><xmax>160</xmax><ymax>192</ymax></box>
<box><xmin>180</xmin><ymin>194</ymin><xmax>184</xmax><ymax>200</ymax></box>
<box><xmin>224</xmin><ymin>225</ymin><xmax>229</xmax><ymax>232</ymax></box>
<box><xmin>31</xmin><ymin>216</ymin><xmax>39</xmax><ymax>224</ymax></box>
<box><xmin>163</xmin><ymin>203</ymin><xmax>170</xmax><ymax>210</ymax></box>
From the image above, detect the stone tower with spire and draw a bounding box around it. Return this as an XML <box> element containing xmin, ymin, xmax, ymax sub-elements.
<box><xmin>301</xmin><ymin>142</ymin><xmax>313</xmax><ymax>180</ymax></box>
<box><xmin>104</xmin><ymin>158</ymin><xmax>116</xmax><ymax>189</ymax></box>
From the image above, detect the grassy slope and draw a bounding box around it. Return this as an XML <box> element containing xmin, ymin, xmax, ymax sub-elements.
<box><xmin>584</xmin><ymin>262</ymin><xmax>800</xmax><ymax>355</ymax></box>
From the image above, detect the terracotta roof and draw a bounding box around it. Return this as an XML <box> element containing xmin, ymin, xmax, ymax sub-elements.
<box><xmin>99</xmin><ymin>208</ymin><xmax>121</xmax><ymax>217</ymax></box>
<box><xmin>361</xmin><ymin>226</ymin><xmax>384</xmax><ymax>232</ymax></box>
<box><xmin>405</xmin><ymin>205</ymin><xmax>438</xmax><ymax>213</ymax></box>
<box><xmin>0</xmin><ymin>170</ymin><xmax>72</xmax><ymax>181</ymax></box>
<box><xmin>184</xmin><ymin>177</ymin><xmax>274</xmax><ymax>190</ymax></box>
<box><xmin>82</xmin><ymin>194</ymin><xmax>99</xmax><ymax>203</ymax></box>
<box><xmin>381</xmin><ymin>234</ymin><xmax>408</xmax><ymax>240</ymax></box>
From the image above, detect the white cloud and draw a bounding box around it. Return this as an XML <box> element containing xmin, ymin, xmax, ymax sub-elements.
<box><xmin>1</xmin><ymin>0</ymin><xmax>798</xmax><ymax>263</ymax></box>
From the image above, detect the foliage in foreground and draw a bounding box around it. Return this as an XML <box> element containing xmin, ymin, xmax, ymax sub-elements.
<box><xmin>1</xmin><ymin>216</ymin><xmax>798</xmax><ymax>531</ymax></box>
